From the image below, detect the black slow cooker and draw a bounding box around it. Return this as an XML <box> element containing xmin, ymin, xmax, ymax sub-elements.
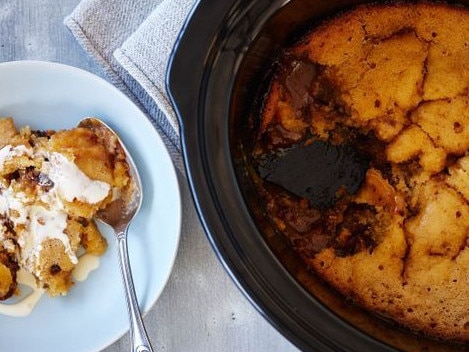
<box><xmin>166</xmin><ymin>0</ymin><xmax>469</xmax><ymax>350</ymax></box>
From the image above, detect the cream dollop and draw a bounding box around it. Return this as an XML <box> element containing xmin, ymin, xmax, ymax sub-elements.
<box><xmin>0</xmin><ymin>145</ymin><xmax>110</xmax><ymax>274</ymax></box>
<box><xmin>0</xmin><ymin>145</ymin><xmax>32</xmax><ymax>170</ymax></box>
<box><xmin>42</xmin><ymin>152</ymin><xmax>110</xmax><ymax>204</ymax></box>
<box><xmin>0</xmin><ymin>254</ymin><xmax>101</xmax><ymax>317</ymax></box>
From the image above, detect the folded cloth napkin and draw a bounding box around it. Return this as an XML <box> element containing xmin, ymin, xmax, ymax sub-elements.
<box><xmin>64</xmin><ymin>0</ymin><xmax>198</xmax><ymax>174</ymax></box>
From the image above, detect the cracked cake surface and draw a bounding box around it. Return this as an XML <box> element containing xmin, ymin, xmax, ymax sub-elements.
<box><xmin>253</xmin><ymin>2</ymin><xmax>469</xmax><ymax>341</ymax></box>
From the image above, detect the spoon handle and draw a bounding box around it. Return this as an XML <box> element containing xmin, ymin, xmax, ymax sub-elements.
<box><xmin>116</xmin><ymin>231</ymin><xmax>154</xmax><ymax>352</ymax></box>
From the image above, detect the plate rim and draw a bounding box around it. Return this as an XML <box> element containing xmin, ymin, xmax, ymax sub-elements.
<box><xmin>0</xmin><ymin>59</ymin><xmax>182</xmax><ymax>352</ymax></box>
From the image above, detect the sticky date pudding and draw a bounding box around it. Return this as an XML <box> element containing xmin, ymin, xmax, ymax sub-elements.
<box><xmin>0</xmin><ymin>117</ymin><xmax>131</xmax><ymax>299</ymax></box>
<box><xmin>252</xmin><ymin>2</ymin><xmax>469</xmax><ymax>341</ymax></box>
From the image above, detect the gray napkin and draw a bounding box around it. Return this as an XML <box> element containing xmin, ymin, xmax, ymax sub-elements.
<box><xmin>64</xmin><ymin>0</ymin><xmax>197</xmax><ymax>173</ymax></box>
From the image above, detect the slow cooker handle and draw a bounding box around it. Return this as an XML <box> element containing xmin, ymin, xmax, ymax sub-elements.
<box><xmin>166</xmin><ymin>0</ymin><xmax>235</xmax><ymax>130</ymax></box>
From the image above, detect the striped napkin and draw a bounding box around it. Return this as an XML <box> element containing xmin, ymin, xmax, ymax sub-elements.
<box><xmin>64</xmin><ymin>0</ymin><xmax>197</xmax><ymax>173</ymax></box>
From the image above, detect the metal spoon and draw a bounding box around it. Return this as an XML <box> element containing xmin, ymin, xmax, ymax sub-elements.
<box><xmin>78</xmin><ymin>117</ymin><xmax>153</xmax><ymax>352</ymax></box>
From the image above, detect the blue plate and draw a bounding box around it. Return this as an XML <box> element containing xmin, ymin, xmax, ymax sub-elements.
<box><xmin>0</xmin><ymin>60</ymin><xmax>181</xmax><ymax>352</ymax></box>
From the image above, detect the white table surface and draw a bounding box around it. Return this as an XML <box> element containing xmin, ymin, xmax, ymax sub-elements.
<box><xmin>0</xmin><ymin>1</ymin><xmax>299</xmax><ymax>351</ymax></box>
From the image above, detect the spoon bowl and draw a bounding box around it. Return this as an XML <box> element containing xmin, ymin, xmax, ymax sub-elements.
<box><xmin>78</xmin><ymin>117</ymin><xmax>153</xmax><ymax>352</ymax></box>
<box><xmin>78</xmin><ymin>117</ymin><xmax>143</xmax><ymax>231</ymax></box>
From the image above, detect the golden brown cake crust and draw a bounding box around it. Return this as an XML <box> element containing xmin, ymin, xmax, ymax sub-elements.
<box><xmin>254</xmin><ymin>2</ymin><xmax>469</xmax><ymax>342</ymax></box>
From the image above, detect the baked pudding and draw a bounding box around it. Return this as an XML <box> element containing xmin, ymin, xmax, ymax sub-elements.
<box><xmin>253</xmin><ymin>2</ymin><xmax>469</xmax><ymax>341</ymax></box>
<box><xmin>0</xmin><ymin>117</ymin><xmax>131</xmax><ymax>299</ymax></box>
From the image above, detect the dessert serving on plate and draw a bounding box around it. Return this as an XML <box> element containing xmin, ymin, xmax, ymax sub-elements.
<box><xmin>0</xmin><ymin>117</ymin><xmax>131</xmax><ymax>300</ymax></box>
<box><xmin>253</xmin><ymin>2</ymin><xmax>469</xmax><ymax>341</ymax></box>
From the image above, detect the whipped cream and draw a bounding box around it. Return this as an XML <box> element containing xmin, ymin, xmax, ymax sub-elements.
<box><xmin>0</xmin><ymin>254</ymin><xmax>101</xmax><ymax>317</ymax></box>
<box><xmin>42</xmin><ymin>152</ymin><xmax>110</xmax><ymax>204</ymax></box>
<box><xmin>0</xmin><ymin>145</ymin><xmax>32</xmax><ymax>170</ymax></box>
<box><xmin>0</xmin><ymin>144</ymin><xmax>111</xmax><ymax>273</ymax></box>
